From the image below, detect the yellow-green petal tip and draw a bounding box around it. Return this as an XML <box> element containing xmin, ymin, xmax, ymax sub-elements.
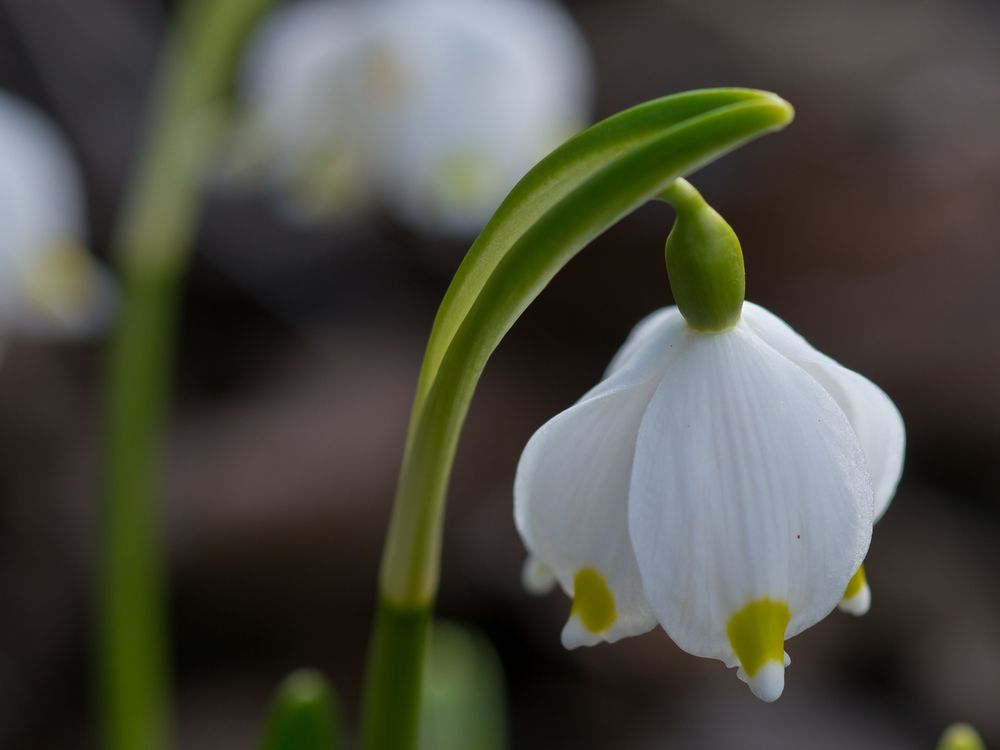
<box><xmin>570</xmin><ymin>568</ymin><xmax>616</xmax><ymax>635</ymax></box>
<box><xmin>727</xmin><ymin>598</ymin><xmax>790</xmax><ymax>702</ymax></box>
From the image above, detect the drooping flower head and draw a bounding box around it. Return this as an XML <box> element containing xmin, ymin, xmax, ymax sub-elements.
<box><xmin>0</xmin><ymin>89</ymin><xmax>115</xmax><ymax>342</ymax></box>
<box><xmin>238</xmin><ymin>0</ymin><xmax>592</xmax><ymax>234</ymax></box>
<box><xmin>515</xmin><ymin>178</ymin><xmax>904</xmax><ymax>701</ymax></box>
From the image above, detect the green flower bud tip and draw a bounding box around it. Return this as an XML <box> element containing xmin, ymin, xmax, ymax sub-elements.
<box><xmin>661</xmin><ymin>178</ymin><xmax>745</xmax><ymax>333</ymax></box>
<box><xmin>261</xmin><ymin>669</ymin><xmax>344</xmax><ymax>750</ymax></box>
<box><xmin>936</xmin><ymin>723</ymin><xmax>985</xmax><ymax>750</ymax></box>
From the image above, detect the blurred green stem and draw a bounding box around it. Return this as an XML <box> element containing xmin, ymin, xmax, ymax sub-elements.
<box><xmin>98</xmin><ymin>2</ymin><xmax>273</xmax><ymax>748</ymax></box>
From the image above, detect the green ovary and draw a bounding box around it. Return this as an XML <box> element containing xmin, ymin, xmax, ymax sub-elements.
<box><xmin>571</xmin><ymin>568</ymin><xmax>617</xmax><ymax>634</ymax></box>
<box><xmin>726</xmin><ymin>598</ymin><xmax>790</xmax><ymax>677</ymax></box>
<box><xmin>843</xmin><ymin>565</ymin><xmax>867</xmax><ymax>599</ymax></box>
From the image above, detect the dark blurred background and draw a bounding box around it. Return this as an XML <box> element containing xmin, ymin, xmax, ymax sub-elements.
<box><xmin>1</xmin><ymin>0</ymin><xmax>999</xmax><ymax>747</ymax></box>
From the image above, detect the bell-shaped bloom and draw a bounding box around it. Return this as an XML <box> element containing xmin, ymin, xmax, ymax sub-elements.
<box><xmin>515</xmin><ymin>302</ymin><xmax>904</xmax><ymax>701</ymax></box>
<box><xmin>238</xmin><ymin>0</ymin><xmax>592</xmax><ymax>234</ymax></box>
<box><xmin>0</xmin><ymin>89</ymin><xmax>114</xmax><ymax>341</ymax></box>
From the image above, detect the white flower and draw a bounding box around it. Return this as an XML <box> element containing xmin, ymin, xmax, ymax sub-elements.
<box><xmin>239</xmin><ymin>0</ymin><xmax>592</xmax><ymax>234</ymax></box>
<box><xmin>236</xmin><ymin>0</ymin><xmax>372</xmax><ymax>221</ymax></box>
<box><xmin>0</xmin><ymin>89</ymin><xmax>115</xmax><ymax>341</ymax></box>
<box><xmin>514</xmin><ymin>302</ymin><xmax>904</xmax><ymax>702</ymax></box>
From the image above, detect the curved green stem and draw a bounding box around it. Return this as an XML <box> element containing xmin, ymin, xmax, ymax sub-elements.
<box><xmin>361</xmin><ymin>89</ymin><xmax>793</xmax><ymax>750</ymax></box>
<box><xmin>98</xmin><ymin>2</ymin><xmax>273</xmax><ymax>749</ymax></box>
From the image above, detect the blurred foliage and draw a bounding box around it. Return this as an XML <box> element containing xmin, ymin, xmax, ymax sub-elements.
<box><xmin>260</xmin><ymin>670</ymin><xmax>345</xmax><ymax>750</ymax></box>
<box><xmin>420</xmin><ymin>621</ymin><xmax>508</xmax><ymax>750</ymax></box>
<box><xmin>937</xmin><ymin>723</ymin><xmax>986</xmax><ymax>750</ymax></box>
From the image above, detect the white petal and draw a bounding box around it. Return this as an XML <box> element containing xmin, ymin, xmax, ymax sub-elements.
<box><xmin>837</xmin><ymin>565</ymin><xmax>872</xmax><ymax>616</ymax></box>
<box><xmin>603</xmin><ymin>307</ymin><xmax>679</xmax><ymax>378</ymax></box>
<box><xmin>516</xmin><ymin>388</ymin><xmax>655</xmax><ymax>646</ymax></box>
<box><xmin>0</xmin><ymin>90</ymin><xmax>113</xmax><ymax>338</ymax></box>
<box><xmin>751</xmin><ymin>662</ymin><xmax>784</xmax><ymax>703</ymax></box>
<box><xmin>628</xmin><ymin>322</ymin><xmax>873</xmax><ymax>685</ymax></box>
<box><xmin>514</xmin><ymin>311</ymin><xmax>687</xmax><ymax>646</ymax></box>
<box><xmin>367</xmin><ymin>0</ymin><xmax>593</xmax><ymax>235</ymax></box>
<box><xmin>240</xmin><ymin>0</ymin><xmax>374</xmax><ymax>216</ymax></box>
<box><xmin>838</xmin><ymin>582</ymin><xmax>871</xmax><ymax>616</ymax></box>
<box><xmin>0</xmin><ymin>91</ymin><xmax>83</xmax><ymax>257</ymax></box>
<box><xmin>743</xmin><ymin>302</ymin><xmax>905</xmax><ymax>520</ymax></box>
<box><xmin>738</xmin><ymin>660</ymin><xmax>786</xmax><ymax>703</ymax></box>
<box><xmin>241</xmin><ymin>1</ymin><xmax>364</xmax><ymax>149</ymax></box>
<box><xmin>521</xmin><ymin>556</ymin><xmax>557</xmax><ymax>596</ymax></box>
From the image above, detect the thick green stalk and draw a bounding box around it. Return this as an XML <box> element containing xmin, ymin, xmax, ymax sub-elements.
<box><xmin>362</xmin><ymin>601</ymin><xmax>431</xmax><ymax>749</ymax></box>
<box><xmin>361</xmin><ymin>89</ymin><xmax>794</xmax><ymax>750</ymax></box>
<box><xmin>98</xmin><ymin>2</ymin><xmax>273</xmax><ymax>749</ymax></box>
<box><xmin>101</xmin><ymin>267</ymin><xmax>177</xmax><ymax>750</ymax></box>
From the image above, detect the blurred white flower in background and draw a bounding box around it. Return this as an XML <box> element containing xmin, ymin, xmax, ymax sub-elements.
<box><xmin>237</xmin><ymin>0</ymin><xmax>593</xmax><ymax>235</ymax></box>
<box><xmin>0</xmin><ymin>89</ymin><xmax>115</xmax><ymax>347</ymax></box>
<box><xmin>236</xmin><ymin>0</ymin><xmax>372</xmax><ymax>222</ymax></box>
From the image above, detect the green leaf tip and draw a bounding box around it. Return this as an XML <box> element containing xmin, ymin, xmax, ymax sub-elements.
<box><xmin>936</xmin><ymin>723</ymin><xmax>985</xmax><ymax>750</ymax></box>
<box><xmin>661</xmin><ymin>177</ymin><xmax>745</xmax><ymax>332</ymax></box>
<box><xmin>420</xmin><ymin>621</ymin><xmax>507</xmax><ymax>750</ymax></box>
<box><xmin>260</xmin><ymin>669</ymin><xmax>345</xmax><ymax>750</ymax></box>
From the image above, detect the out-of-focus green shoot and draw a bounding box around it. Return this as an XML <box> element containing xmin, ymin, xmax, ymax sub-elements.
<box><xmin>260</xmin><ymin>670</ymin><xmax>346</xmax><ymax>750</ymax></box>
<box><xmin>360</xmin><ymin>87</ymin><xmax>794</xmax><ymax>750</ymax></box>
<box><xmin>99</xmin><ymin>1</ymin><xmax>274</xmax><ymax>749</ymax></box>
<box><xmin>420</xmin><ymin>622</ymin><xmax>507</xmax><ymax>750</ymax></box>
<box><xmin>937</xmin><ymin>723</ymin><xmax>986</xmax><ymax>750</ymax></box>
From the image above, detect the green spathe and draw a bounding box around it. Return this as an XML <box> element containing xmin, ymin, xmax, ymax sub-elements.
<box><xmin>662</xmin><ymin>178</ymin><xmax>744</xmax><ymax>332</ymax></box>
